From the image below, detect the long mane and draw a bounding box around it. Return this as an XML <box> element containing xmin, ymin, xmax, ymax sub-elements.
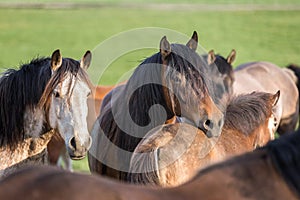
<box><xmin>0</xmin><ymin>57</ymin><xmax>91</xmax><ymax>150</ymax></box>
<box><xmin>0</xmin><ymin>58</ymin><xmax>51</xmax><ymax>149</ymax></box>
<box><xmin>95</xmin><ymin>43</ymin><xmax>214</xmax><ymax>176</ymax></box>
<box><xmin>223</xmin><ymin>92</ymin><xmax>274</xmax><ymax>135</ymax></box>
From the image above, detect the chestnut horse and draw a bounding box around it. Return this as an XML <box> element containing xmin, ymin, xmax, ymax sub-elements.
<box><xmin>0</xmin><ymin>127</ymin><xmax>299</xmax><ymax>199</ymax></box>
<box><xmin>0</xmin><ymin>50</ymin><xmax>93</xmax><ymax>177</ymax></box>
<box><xmin>233</xmin><ymin>61</ymin><xmax>299</xmax><ymax>135</ymax></box>
<box><xmin>88</xmin><ymin>31</ymin><xmax>229</xmax><ymax>181</ymax></box>
<box><xmin>128</xmin><ymin>91</ymin><xmax>280</xmax><ymax>187</ymax></box>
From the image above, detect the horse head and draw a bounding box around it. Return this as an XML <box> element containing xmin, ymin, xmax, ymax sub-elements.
<box><xmin>161</xmin><ymin>32</ymin><xmax>227</xmax><ymax>138</ymax></box>
<box><xmin>40</xmin><ymin>50</ymin><xmax>93</xmax><ymax>159</ymax></box>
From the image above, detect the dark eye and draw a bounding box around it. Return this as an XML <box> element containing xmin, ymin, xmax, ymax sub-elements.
<box><xmin>53</xmin><ymin>91</ymin><xmax>60</xmax><ymax>98</ymax></box>
<box><xmin>87</xmin><ymin>91</ymin><xmax>91</xmax><ymax>97</ymax></box>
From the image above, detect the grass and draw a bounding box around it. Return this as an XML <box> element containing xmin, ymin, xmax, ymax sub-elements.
<box><xmin>0</xmin><ymin>5</ymin><xmax>299</xmax><ymax>172</ymax></box>
<box><xmin>0</xmin><ymin>0</ymin><xmax>299</xmax><ymax>5</ymax></box>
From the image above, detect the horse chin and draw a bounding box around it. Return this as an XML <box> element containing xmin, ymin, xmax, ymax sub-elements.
<box><xmin>69</xmin><ymin>155</ymin><xmax>86</xmax><ymax>160</ymax></box>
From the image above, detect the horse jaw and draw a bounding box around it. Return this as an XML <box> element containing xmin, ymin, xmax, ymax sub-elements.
<box><xmin>23</xmin><ymin>107</ymin><xmax>45</xmax><ymax>138</ymax></box>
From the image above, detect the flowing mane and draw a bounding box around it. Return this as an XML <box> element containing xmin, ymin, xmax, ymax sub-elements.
<box><xmin>224</xmin><ymin>92</ymin><xmax>275</xmax><ymax>135</ymax></box>
<box><xmin>0</xmin><ymin>57</ymin><xmax>92</xmax><ymax>150</ymax></box>
<box><xmin>89</xmin><ymin>36</ymin><xmax>228</xmax><ymax>179</ymax></box>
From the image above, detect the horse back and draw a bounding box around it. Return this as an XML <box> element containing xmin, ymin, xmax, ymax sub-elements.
<box><xmin>233</xmin><ymin>61</ymin><xmax>298</xmax><ymax>121</ymax></box>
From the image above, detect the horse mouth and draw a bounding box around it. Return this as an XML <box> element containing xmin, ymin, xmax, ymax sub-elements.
<box><xmin>69</xmin><ymin>155</ymin><xmax>86</xmax><ymax>160</ymax></box>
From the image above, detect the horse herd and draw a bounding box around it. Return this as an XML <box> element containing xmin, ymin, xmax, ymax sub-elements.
<box><xmin>0</xmin><ymin>31</ymin><xmax>299</xmax><ymax>199</ymax></box>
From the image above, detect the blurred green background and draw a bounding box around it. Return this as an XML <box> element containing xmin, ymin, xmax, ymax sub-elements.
<box><xmin>0</xmin><ymin>0</ymin><xmax>299</xmax><ymax>172</ymax></box>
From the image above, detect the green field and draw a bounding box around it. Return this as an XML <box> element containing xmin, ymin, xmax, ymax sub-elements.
<box><xmin>0</xmin><ymin>0</ymin><xmax>300</xmax><ymax>4</ymax></box>
<box><xmin>0</xmin><ymin>2</ymin><xmax>299</xmax><ymax>172</ymax></box>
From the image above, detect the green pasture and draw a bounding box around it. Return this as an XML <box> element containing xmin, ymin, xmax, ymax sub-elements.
<box><xmin>0</xmin><ymin>2</ymin><xmax>299</xmax><ymax>172</ymax></box>
<box><xmin>0</xmin><ymin>0</ymin><xmax>299</xmax><ymax>5</ymax></box>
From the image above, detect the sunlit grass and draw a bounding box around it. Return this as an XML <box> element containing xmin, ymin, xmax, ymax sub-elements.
<box><xmin>0</xmin><ymin>6</ymin><xmax>299</xmax><ymax>171</ymax></box>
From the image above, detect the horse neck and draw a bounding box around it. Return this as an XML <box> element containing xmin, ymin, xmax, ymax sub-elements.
<box><xmin>23</xmin><ymin>106</ymin><xmax>50</xmax><ymax>138</ymax></box>
<box><xmin>112</xmin><ymin>65</ymin><xmax>174</xmax><ymax>135</ymax></box>
<box><xmin>0</xmin><ymin>129</ymin><xmax>54</xmax><ymax>172</ymax></box>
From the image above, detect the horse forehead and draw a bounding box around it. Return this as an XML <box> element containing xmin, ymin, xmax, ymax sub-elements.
<box><xmin>60</xmin><ymin>75</ymin><xmax>90</xmax><ymax>95</ymax></box>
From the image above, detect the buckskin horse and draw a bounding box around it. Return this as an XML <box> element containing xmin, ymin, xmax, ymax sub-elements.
<box><xmin>88</xmin><ymin>31</ymin><xmax>229</xmax><ymax>181</ymax></box>
<box><xmin>0</xmin><ymin>126</ymin><xmax>299</xmax><ymax>199</ymax></box>
<box><xmin>233</xmin><ymin>61</ymin><xmax>299</xmax><ymax>135</ymax></box>
<box><xmin>128</xmin><ymin>91</ymin><xmax>280</xmax><ymax>187</ymax></box>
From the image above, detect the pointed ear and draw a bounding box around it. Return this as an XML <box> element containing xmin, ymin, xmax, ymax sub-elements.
<box><xmin>160</xmin><ymin>36</ymin><xmax>171</xmax><ymax>62</ymax></box>
<box><xmin>272</xmin><ymin>90</ymin><xmax>280</xmax><ymax>106</ymax></box>
<box><xmin>207</xmin><ymin>50</ymin><xmax>216</xmax><ymax>65</ymax></box>
<box><xmin>80</xmin><ymin>50</ymin><xmax>92</xmax><ymax>70</ymax></box>
<box><xmin>186</xmin><ymin>31</ymin><xmax>198</xmax><ymax>51</ymax></box>
<box><xmin>227</xmin><ymin>49</ymin><xmax>236</xmax><ymax>64</ymax></box>
<box><xmin>51</xmin><ymin>49</ymin><xmax>62</xmax><ymax>71</ymax></box>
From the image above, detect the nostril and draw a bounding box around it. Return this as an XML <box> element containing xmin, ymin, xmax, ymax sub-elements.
<box><xmin>69</xmin><ymin>137</ymin><xmax>77</xmax><ymax>151</ymax></box>
<box><xmin>204</xmin><ymin>119</ymin><xmax>213</xmax><ymax>130</ymax></box>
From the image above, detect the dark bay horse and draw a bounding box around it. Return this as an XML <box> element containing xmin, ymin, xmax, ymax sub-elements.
<box><xmin>128</xmin><ymin>91</ymin><xmax>280</xmax><ymax>187</ymax></box>
<box><xmin>0</xmin><ymin>127</ymin><xmax>299</xmax><ymax>199</ymax></box>
<box><xmin>233</xmin><ymin>61</ymin><xmax>299</xmax><ymax>135</ymax></box>
<box><xmin>0</xmin><ymin>50</ymin><xmax>93</xmax><ymax>176</ymax></box>
<box><xmin>205</xmin><ymin>49</ymin><xmax>236</xmax><ymax>97</ymax></box>
<box><xmin>88</xmin><ymin>31</ymin><xmax>229</xmax><ymax>180</ymax></box>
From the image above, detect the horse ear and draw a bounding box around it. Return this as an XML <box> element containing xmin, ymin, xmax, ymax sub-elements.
<box><xmin>51</xmin><ymin>49</ymin><xmax>62</xmax><ymax>71</ymax></box>
<box><xmin>80</xmin><ymin>50</ymin><xmax>92</xmax><ymax>70</ymax></box>
<box><xmin>207</xmin><ymin>50</ymin><xmax>216</xmax><ymax>65</ymax></box>
<box><xmin>227</xmin><ymin>49</ymin><xmax>236</xmax><ymax>64</ymax></box>
<box><xmin>272</xmin><ymin>90</ymin><xmax>280</xmax><ymax>106</ymax></box>
<box><xmin>186</xmin><ymin>31</ymin><xmax>198</xmax><ymax>51</ymax></box>
<box><xmin>160</xmin><ymin>36</ymin><xmax>171</xmax><ymax>61</ymax></box>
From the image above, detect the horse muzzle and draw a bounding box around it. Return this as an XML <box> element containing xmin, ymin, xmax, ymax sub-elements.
<box><xmin>67</xmin><ymin>136</ymin><xmax>92</xmax><ymax>160</ymax></box>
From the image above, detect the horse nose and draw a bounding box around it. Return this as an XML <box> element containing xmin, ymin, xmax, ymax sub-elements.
<box><xmin>68</xmin><ymin>136</ymin><xmax>92</xmax><ymax>159</ymax></box>
<box><xmin>197</xmin><ymin>118</ymin><xmax>223</xmax><ymax>138</ymax></box>
<box><xmin>198</xmin><ymin>119</ymin><xmax>214</xmax><ymax>138</ymax></box>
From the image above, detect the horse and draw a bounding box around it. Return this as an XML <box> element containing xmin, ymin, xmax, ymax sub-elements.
<box><xmin>47</xmin><ymin>83</ymin><xmax>121</xmax><ymax>170</ymax></box>
<box><xmin>128</xmin><ymin>91</ymin><xmax>280</xmax><ymax>187</ymax></box>
<box><xmin>233</xmin><ymin>61</ymin><xmax>299</xmax><ymax>135</ymax></box>
<box><xmin>0</xmin><ymin>49</ymin><xmax>93</xmax><ymax>177</ymax></box>
<box><xmin>95</xmin><ymin>49</ymin><xmax>236</xmax><ymax>129</ymax></box>
<box><xmin>88</xmin><ymin>31</ymin><xmax>229</xmax><ymax>181</ymax></box>
<box><xmin>1</xmin><ymin>127</ymin><xmax>299</xmax><ymax>200</ymax></box>
<box><xmin>205</xmin><ymin>49</ymin><xmax>236</xmax><ymax>97</ymax></box>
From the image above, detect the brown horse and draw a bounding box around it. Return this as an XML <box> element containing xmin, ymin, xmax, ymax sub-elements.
<box><xmin>88</xmin><ymin>31</ymin><xmax>229</xmax><ymax>181</ymax></box>
<box><xmin>0</xmin><ymin>50</ymin><xmax>93</xmax><ymax>177</ymax></box>
<box><xmin>0</xmin><ymin>127</ymin><xmax>299</xmax><ymax>199</ymax></box>
<box><xmin>233</xmin><ymin>61</ymin><xmax>299</xmax><ymax>135</ymax></box>
<box><xmin>128</xmin><ymin>91</ymin><xmax>280</xmax><ymax>187</ymax></box>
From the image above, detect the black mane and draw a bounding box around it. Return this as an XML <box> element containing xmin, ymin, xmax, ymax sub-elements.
<box><xmin>266</xmin><ymin>130</ymin><xmax>300</xmax><ymax>196</ymax></box>
<box><xmin>0</xmin><ymin>58</ymin><xmax>51</xmax><ymax>149</ymax></box>
<box><xmin>94</xmin><ymin>43</ymin><xmax>215</xmax><ymax>178</ymax></box>
<box><xmin>0</xmin><ymin>56</ymin><xmax>89</xmax><ymax>150</ymax></box>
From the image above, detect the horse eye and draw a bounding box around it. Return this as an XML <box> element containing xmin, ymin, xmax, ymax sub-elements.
<box><xmin>87</xmin><ymin>91</ymin><xmax>91</xmax><ymax>97</ymax></box>
<box><xmin>53</xmin><ymin>91</ymin><xmax>60</xmax><ymax>98</ymax></box>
